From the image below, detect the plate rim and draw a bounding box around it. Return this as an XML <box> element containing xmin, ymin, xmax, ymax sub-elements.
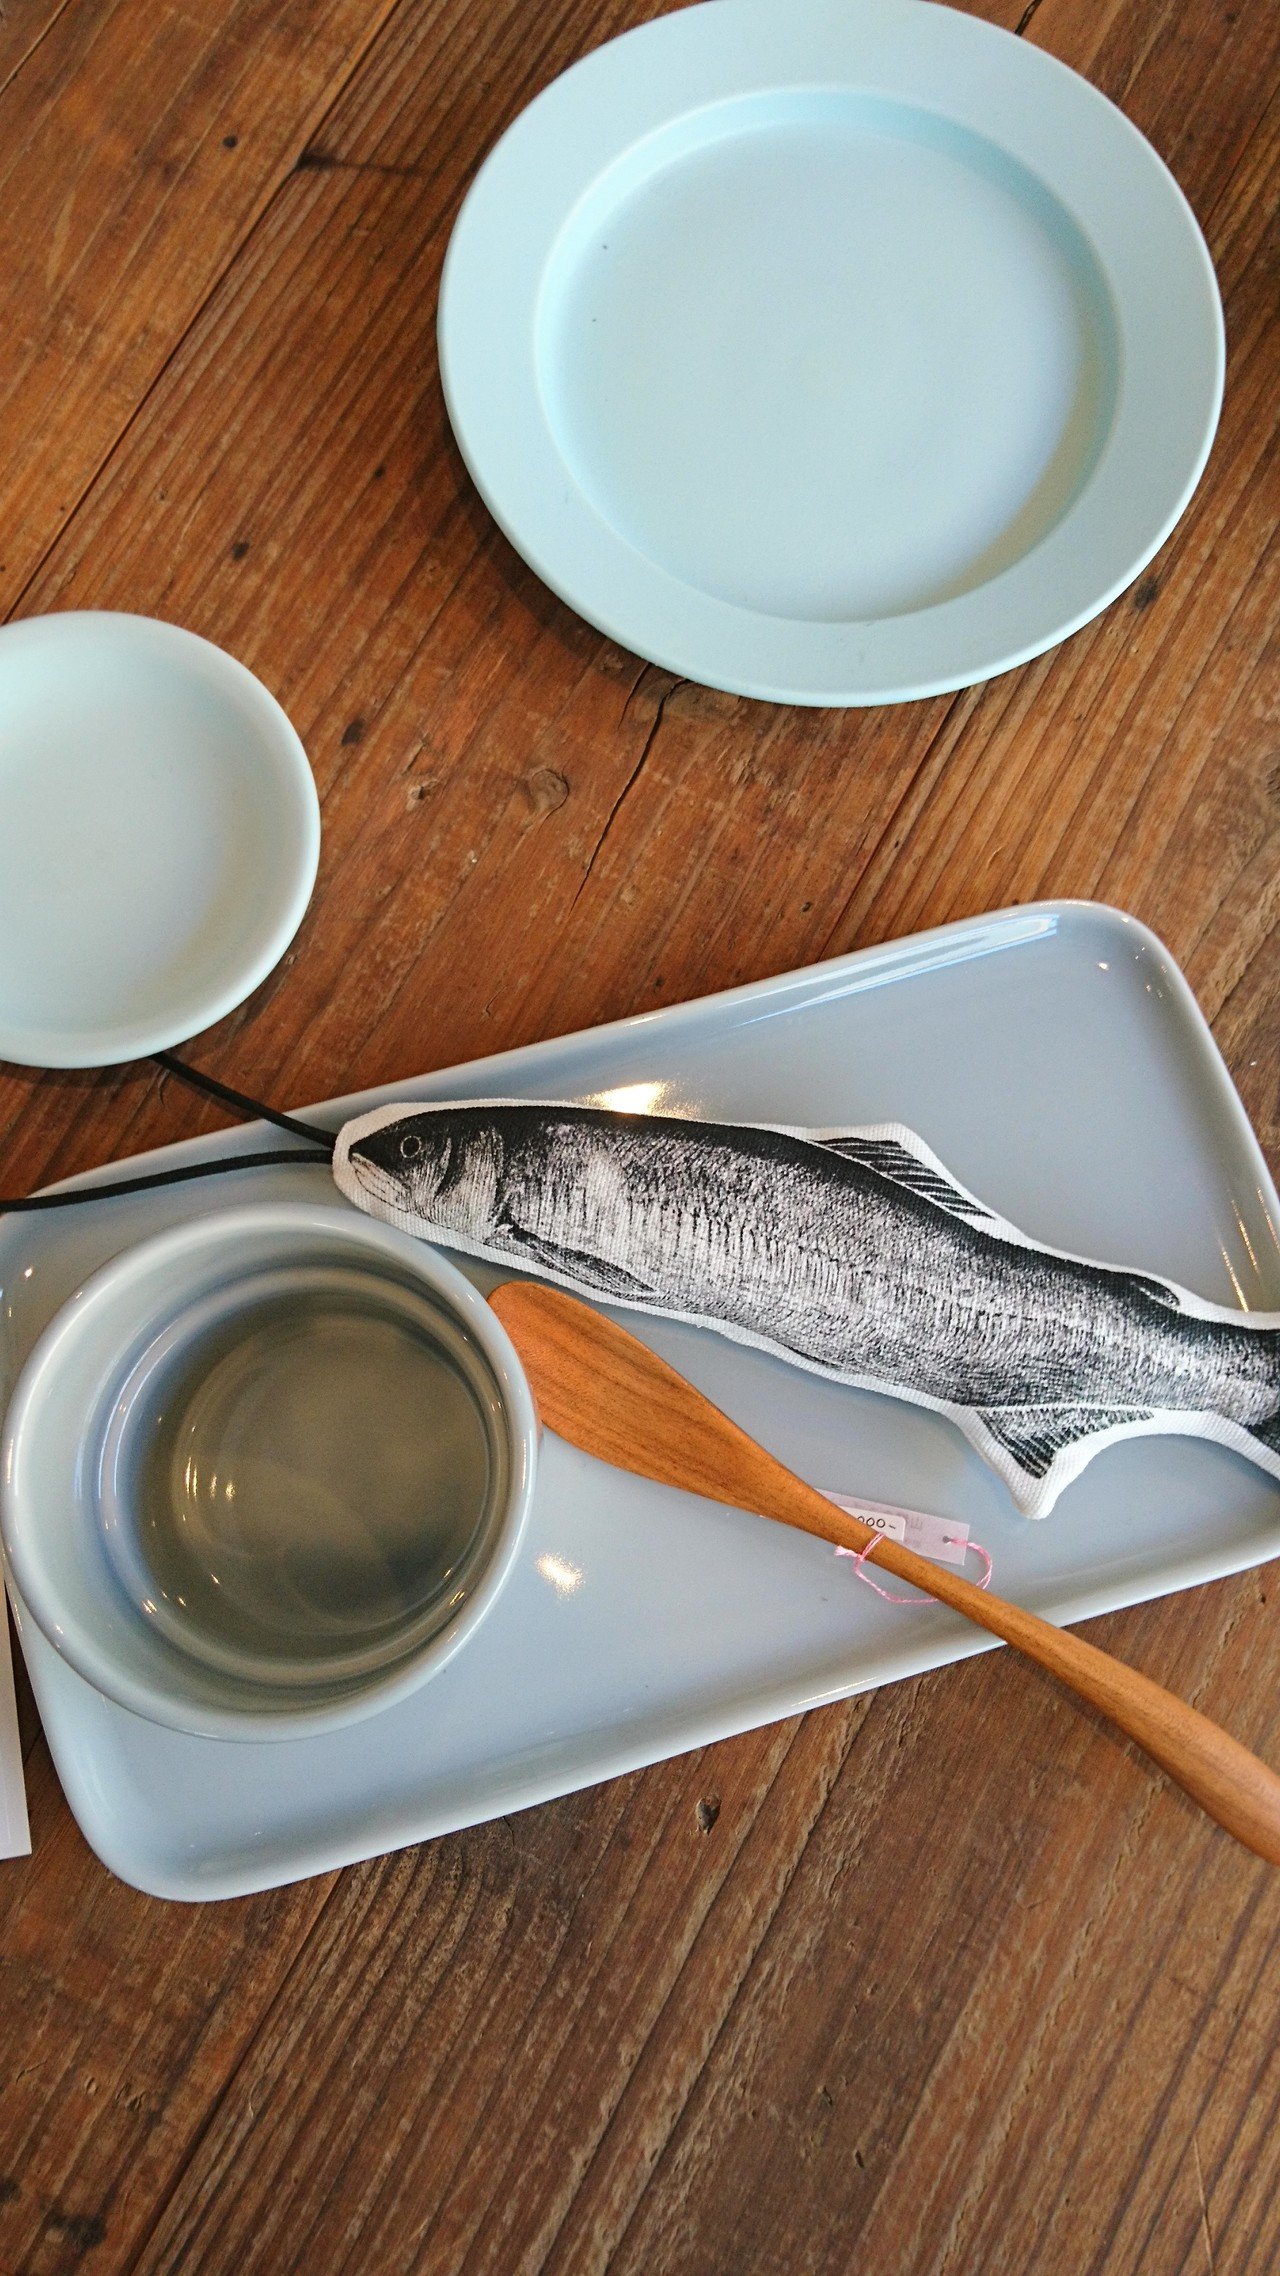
<box><xmin>439</xmin><ymin>0</ymin><xmax>1225</xmax><ymax>705</ymax></box>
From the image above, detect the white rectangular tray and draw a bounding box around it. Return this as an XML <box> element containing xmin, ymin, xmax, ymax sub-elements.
<box><xmin>4</xmin><ymin>902</ymin><xmax>1279</xmax><ymax>1900</ymax></box>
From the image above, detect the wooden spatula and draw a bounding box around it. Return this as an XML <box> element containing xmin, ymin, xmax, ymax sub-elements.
<box><xmin>489</xmin><ymin>1279</ymin><xmax>1280</xmax><ymax>1865</ymax></box>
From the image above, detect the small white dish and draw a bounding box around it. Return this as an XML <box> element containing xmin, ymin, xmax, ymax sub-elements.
<box><xmin>0</xmin><ymin>612</ymin><xmax>320</xmax><ymax>1066</ymax></box>
<box><xmin>440</xmin><ymin>0</ymin><xmax>1224</xmax><ymax>704</ymax></box>
<box><xmin>0</xmin><ymin>1204</ymin><xmax>539</xmax><ymax>1740</ymax></box>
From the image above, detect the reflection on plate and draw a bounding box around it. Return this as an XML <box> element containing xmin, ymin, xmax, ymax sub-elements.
<box><xmin>440</xmin><ymin>0</ymin><xmax>1223</xmax><ymax>704</ymax></box>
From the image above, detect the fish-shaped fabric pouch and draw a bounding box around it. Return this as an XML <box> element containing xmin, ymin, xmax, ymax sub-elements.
<box><xmin>332</xmin><ymin>1099</ymin><xmax>1280</xmax><ymax>1519</ymax></box>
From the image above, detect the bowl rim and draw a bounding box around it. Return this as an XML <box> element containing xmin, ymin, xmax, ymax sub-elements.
<box><xmin>0</xmin><ymin>1201</ymin><xmax>540</xmax><ymax>1740</ymax></box>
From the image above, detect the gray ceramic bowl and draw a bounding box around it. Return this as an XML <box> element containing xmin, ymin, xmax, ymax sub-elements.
<box><xmin>0</xmin><ymin>1203</ymin><xmax>538</xmax><ymax>1740</ymax></box>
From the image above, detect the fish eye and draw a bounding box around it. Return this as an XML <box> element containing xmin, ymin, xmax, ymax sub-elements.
<box><xmin>399</xmin><ymin>1133</ymin><xmax>424</xmax><ymax>1161</ymax></box>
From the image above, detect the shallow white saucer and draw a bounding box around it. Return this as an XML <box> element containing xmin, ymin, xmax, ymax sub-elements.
<box><xmin>439</xmin><ymin>0</ymin><xmax>1224</xmax><ymax>705</ymax></box>
<box><xmin>0</xmin><ymin>612</ymin><xmax>320</xmax><ymax>1067</ymax></box>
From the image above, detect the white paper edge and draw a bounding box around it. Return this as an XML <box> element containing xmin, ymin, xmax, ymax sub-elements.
<box><xmin>0</xmin><ymin>1595</ymin><xmax>32</xmax><ymax>1858</ymax></box>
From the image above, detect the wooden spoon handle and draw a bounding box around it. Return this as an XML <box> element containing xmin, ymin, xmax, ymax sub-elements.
<box><xmin>489</xmin><ymin>1280</ymin><xmax>1280</xmax><ymax>1864</ymax></box>
<box><xmin>758</xmin><ymin>1466</ymin><xmax>1280</xmax><ymax>1864</ymax></box>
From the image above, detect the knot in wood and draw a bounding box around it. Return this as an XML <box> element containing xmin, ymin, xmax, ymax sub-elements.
<box><xmin>525</xmin><ymin>766</ymin><xmax>570</xmax><ymax>816</ymax></box>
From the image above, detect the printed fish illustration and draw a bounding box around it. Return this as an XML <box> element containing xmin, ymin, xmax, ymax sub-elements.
<box><xmin>332</xmin><ymin>1099</ymin><xmax>1280</xmax><ymax>1518</ymax></box>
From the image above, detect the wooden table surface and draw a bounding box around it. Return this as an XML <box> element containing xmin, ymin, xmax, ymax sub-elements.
<box><xmin>0</xmin><ymin>0</ymin><xmax>1277</xmax><ymax>2269</ymax></box>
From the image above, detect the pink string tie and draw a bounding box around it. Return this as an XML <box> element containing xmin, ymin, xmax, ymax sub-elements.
<box><xmin>833</xmin><ymin>1517</ymin><xmax>993</xmax><ymax>1605</ymax></box>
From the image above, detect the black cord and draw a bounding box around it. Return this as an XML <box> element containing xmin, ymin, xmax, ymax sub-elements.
<box><xmin>152</xmin><ymin>1051</ymin><xmax>336</xmax><ymax>1150</ymax></box>
<box><xmin>0</xmin><ymin>1150</ymin><xmax>333</xmax><ymax>1213</ymax></box>
<box><xmin>0</xmin><ymin>1053</ymin><xmax>338</xmax><ymax>1217</ymax></box>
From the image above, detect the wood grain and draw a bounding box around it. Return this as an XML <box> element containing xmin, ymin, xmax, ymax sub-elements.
<box><xmin>0</xmin><ymin>0</ymin><xmax>403</xmax><ymax>623</ymax></box>
<box><xmin>0</xmin><ymin>0</ymin><xmax>1276</xmax><ymax>2268</ymax></box>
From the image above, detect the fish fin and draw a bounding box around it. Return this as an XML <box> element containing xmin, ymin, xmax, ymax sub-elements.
<box><xmin>977</xmin><ymin>1403</ymin><xmax>1153</xmax><ymax>1479</ymax></box>
<box><xmin>818</xmin><ymin>1135</ymin><xmax>1000</xmax><ymax>1229</ymax></box>
<box><xmin>498</xmin><ymin>1217</ymin><xmax>658</xmax><ymax>1299</ymax></box>
<box><xmin>1126</xmin><ymin>1273</ymin><xmax>1185</xmax><ymax>1311</ymax></box>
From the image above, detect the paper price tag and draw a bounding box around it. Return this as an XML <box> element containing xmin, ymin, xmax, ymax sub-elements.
<box><xmin>823</xmin><ymin>1491</ymin><xmax>971</xmax><ymax>1569</ymax></box>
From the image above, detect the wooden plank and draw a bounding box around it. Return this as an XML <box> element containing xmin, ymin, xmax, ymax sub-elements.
<box><xmin>0</xmin><ymin>1749</ymin><xmax>336</xmax><ymax>2274</ymax></box>
<box><xmin>0</xmin><ymin>3</ymin><xmax>76</xmax><ymax>105</ymax></box>
<box><xmin>0</xmin><ymin>0</ymin><xmax>402</xmax><ymax>619</ymax></box>
<box><xmin>598</xmin><ymin>1579</ymin><xmax>1280</xmax><ymax>2276</ymax></box>
<box><xmin>0</xmin><ymin>0</ymin><xmax>1274</xmax><ymax>2270</ymax></box>
<box><xmin>128</xmin><ymin>1711</ymin><xmax>884</xmax><ymax>2274</ymax></box>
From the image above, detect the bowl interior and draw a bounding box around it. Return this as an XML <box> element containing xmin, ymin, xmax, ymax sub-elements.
<box><xmin>2</xmin><ymin>1207</ymin><xmax>533</xmax><ymax>1738</ymax></box>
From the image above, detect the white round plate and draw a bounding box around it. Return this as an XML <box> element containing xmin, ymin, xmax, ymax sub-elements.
<box><xmin>439</xmin><ymin>0</ymin><xmax>1224</xmax><ymax>706</ymax></box>
<box><xmin>0</xmin><ymin>613</ymin><xmax>320</xmax><ymax>1067</ymax></box>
